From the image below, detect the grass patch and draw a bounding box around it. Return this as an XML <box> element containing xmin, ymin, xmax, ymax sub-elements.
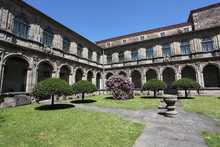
<box><xmin>68</xmin><ymin>95</ymin><xmax>161</xmax><ymax>110</ymax></box>
<box><xmin>201</xmin><ymin>131</ymin><xmax>220</xmax><ymax>147</ymax></box>
<box><xmin>179</xmin><ymin>96</ymin><xmax>220</xmax><ymax>119</ymax></box>
<box><xmin>0</xmin><ymin>104</ymin><xmax>144</xmax><ymax>147</ymax></box>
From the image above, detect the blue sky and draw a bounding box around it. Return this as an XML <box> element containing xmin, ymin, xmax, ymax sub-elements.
<box><xmin>23</xmin><ymin>0</ymin><xmax>220</xmax><ymax>42</ymax></box>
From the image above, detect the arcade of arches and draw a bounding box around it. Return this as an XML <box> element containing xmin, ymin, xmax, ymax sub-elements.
<box><xmin>1</xmin><ymin>55</ymin><xmax>220</xmax><ymax>94</ymax></box>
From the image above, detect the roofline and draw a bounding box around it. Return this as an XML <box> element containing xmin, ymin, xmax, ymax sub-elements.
<box><xmin>96</xmin><ymin>22</ymin><xmax>191</xmax><ymax>44</ymax></box>
<box><xmin>188</xmin><ymin>2</ymin><xmax>220</xmax><ymax>22</ymax></box>
<box><xmin>13</xmin><ymin>0</ymin><xmax>102</xmax><ymax>49</ymax></box>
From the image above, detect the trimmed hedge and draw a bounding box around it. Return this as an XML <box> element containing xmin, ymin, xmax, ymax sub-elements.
<box><xmin>72</xmin><ymin>80</ymin><xmax>97</xmax><ymax>101</ymax></box>
<box><xmin>143</xmin><ymin>79</ymin><xmax>167</xmax><ymax>98</ymax></box>
<box><xmin>32</xmin><ymin>78</ymin><xmax>72</xmax><ymax>105</ymax></box>
<box><xmin>173</xmin><ymin>78</ymin><xmax>200</xmax><ymax>98</ymax></box>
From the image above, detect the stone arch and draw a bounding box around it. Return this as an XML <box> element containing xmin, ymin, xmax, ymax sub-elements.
<box><xmin>162</xmin><ymin>67</ymin><xmax>175</xmax><ymax>91</ymax></box>
<box><xmin>96</xmin><ymin>72</ymin><xmax>101</xmax><ymax>89</ymax></box>
<box><xmin>131</xmin><ymin>70</ymin><xmax>142</xmax><ymax>89</ymax></box>
<box><xmin>3</xmin><ymin>53</ymin><xmax>31</xmax><ymax>66</ymax></box>
<box><xmin>37</xmin><ymin>61</ymin><xmax>54</xmax><ymax>82</ymax></box>
<box><xmin>118</xmin><ymin>71</ymin><xmax>127</xmax><ymax>77</ymax></box>
<box><xmin>181</xmin><ymin>66</ymin><xmax>197</xmax><ymax>81</ymax></box>
<box><xmin>106</xmin><ymin>72</ymin><xmax>113</xmax><ymax>80</ymax></box>
<box><xmin>75</xmin><ymin>68</ymin><xmax>84</xmax><ymax>82</ymax></box>
<box><xmin>2</xmin><ymin>56</ymin><xmax>29</xmax><ymax>93</ymax></box>
<box><xmin>59</xmin><ymin>65</ymin><xmax>71</xmax><ymax>83</ymax></box>
<box><xmin>146</xmin><ymin>69</ymin><xmax>157</xmax><ymax>81</ymax></box>
<box><xmin>87</xmin><ymin>70</ymin><xmax>94</xmax><ymax>82</ymax></box>
<box><xmin>203</xmin><ymin>64</ymin><xmax>220</xmax><ymax>87</ymax></box>
<box><xmin>37</xmin><ymin>59</ymin><xmax>55</xmax><ymax>70</ymax></box>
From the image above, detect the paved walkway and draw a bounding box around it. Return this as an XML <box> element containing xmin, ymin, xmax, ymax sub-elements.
<box><xmin>71</xmin><ymin>101</ymin><xmax>220</xmax><ymax>147</ymax></box>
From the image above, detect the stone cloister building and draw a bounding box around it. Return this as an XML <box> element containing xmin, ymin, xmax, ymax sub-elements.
<box><xmin>0</xmin><ymin>0</ymin><xmax>220</xmax><ymax>101</ymax></box>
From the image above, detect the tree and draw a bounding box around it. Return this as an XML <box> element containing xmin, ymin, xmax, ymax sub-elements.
<box><xmin>142</xmin><ymin>79</ymin><xmax>167</xmax><ymax>98</ymax></box>
<box><xmin>173</xmin><ymin>78</ymin><xmax>200</xmax><ymax>98</ymax></box>
<box><xmin>32</xmin><ymin>78</ymin><xmax>72</xmax><ymax>106</ymax></box>
<box><xmin>72</xmin><ymin>80</ymin><xmax>97</xmax><ymax>101</ymax></box>
<box><xmin>106</xmin><ymin>76</ymin><xmax>134</xmax><ymax>100</ymax></box>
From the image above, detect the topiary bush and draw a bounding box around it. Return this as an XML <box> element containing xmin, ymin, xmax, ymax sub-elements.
<box><xmin>32</xmin><ymin>78</ymin><xmax>72</xmax><ymax>106</ymax></box>
<box><xmin>173</xmin><ymin>78</ymin><xmax>200</xmax><ymax>98</ymax></box>
<box><xmin>142</xmin><ymin>79</ymin><xmax>167</xmax><ymax>98</ymax></box>
<box><xmin>72</xmin><ymin>80</ymin><xmax>97</xmax><ymax>101</ymax></box>
<box><xmin>106</xmin><ymin>76</ymin><xmax>134</xmax><ymax>100</ymax></box>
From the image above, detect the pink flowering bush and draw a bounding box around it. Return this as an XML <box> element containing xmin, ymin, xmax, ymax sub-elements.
<box><xmin>106</xmin><ymin>76</ymin><xmax>134</xmax><ymax>100</ymax></box>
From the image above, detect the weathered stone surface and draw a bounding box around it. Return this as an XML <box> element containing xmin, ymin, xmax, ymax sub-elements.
<box><xmin>0</xmin><ymin>95</ymin><xmax>31</xmax><ymax>108</ymax></box>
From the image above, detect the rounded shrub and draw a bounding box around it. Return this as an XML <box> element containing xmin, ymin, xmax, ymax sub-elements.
<box><xmin>105</xmin><ymin>75</ymin><xmax>134</xmax><ymax>100</ymax></box>
<box><xmin>72</xmin><ymin>80</ymin><xmax>97</xmax><ymax>101</ymax></box>
<box><xmin>173</xmin><ymin>78</ymin><xmax>200</xmax><ymax>98</ymax></box>
<box><xmin>142</xmin><ymin>79</ymin><xmax>167</xmax><ymax>98</ymax></box>
<box><xmin>32</xmin><ymin>78</ymin><xmax>72</xmax><ymax>105</ymax></box>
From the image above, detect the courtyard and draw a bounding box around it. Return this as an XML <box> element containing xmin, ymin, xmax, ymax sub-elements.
<box><xmin>0</xmin><ymin>95</ymin><xmax>219</xmax><ymax>147</ymax></box>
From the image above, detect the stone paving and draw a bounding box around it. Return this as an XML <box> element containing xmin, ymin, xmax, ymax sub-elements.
<box><xmin>71</xmin><ymin>101</ymin><xmax>220</xmax><ymax>147</ymax></box>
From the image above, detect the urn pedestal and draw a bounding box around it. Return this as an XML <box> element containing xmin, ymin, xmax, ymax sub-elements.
<box><xmin>163</xmin><ymin>95</ymin><xmax>177</xmax><ymax>118</ymax></box>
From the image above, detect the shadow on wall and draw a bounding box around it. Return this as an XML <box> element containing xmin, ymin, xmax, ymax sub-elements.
<box><xmin>35</xmin><ymin>104</ymin><xmax>75</xmax><ymax>111</ymax></box>
<box><xmin>71</xmin><ymin>100</ymin><xmax>97</xmax><ymax>104</ymax></box>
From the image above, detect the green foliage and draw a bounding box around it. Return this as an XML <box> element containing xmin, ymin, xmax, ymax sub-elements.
<box><xmin>173</xmin><ymin>78</ymin><xmax>200</xmax><ymax>90</ymax></box>
<box><xmin>72</xmin><ymin>80</ymin><xmax>97</xmax><ymax>100</ymax></box>
<box><xmin>201</xmin><ymin>131</ymin><xmax>220</xmax><ymax>147</ymax></box>
<box><xmin>32</xmin><ymin>78</ymin><xmax>72</xmax><ymax>98</ymax></box>
<box><xmin>143</xmin><ymin>79</ymin><xmax>167</xmax><ymax>91</ymax></box>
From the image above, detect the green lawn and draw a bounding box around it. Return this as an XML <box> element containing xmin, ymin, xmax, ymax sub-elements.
<box><xmin>179</xmin><ymin>96</ymin><xmax>220</xmax><ymax>120</ymax></box>
<box><xmin>201</xmin><ymin>131</ymin><xmax>220</xmax><ymax>147</ymax></box>
<box><xmin>68</xmin><ymin>95</ymin><xmax>161</xmax><ymax>110</ymax></box>
<box><xmin>0</xmin><ymin>104</ymin><xmax>144</xmax><ymax>147</ymax></box>
<box><xmin>179</xmin><ymin>96</ymin><xmax>220</xmax><ymax>147</ymax></box>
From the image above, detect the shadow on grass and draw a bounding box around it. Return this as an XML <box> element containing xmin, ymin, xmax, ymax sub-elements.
<box><xmin>0</xmin><ymin>115</ymin><xmax>5</xmax><ymax>127</ymax></box>
<box><xmin>177</xmin><ymin>96</ymin><xmax>195</xmax><ymax>99</ymax></box>
<box><xmin>104</xmin><ymin>97</ymin><xmax>114</xmax><ymax>100</ymax></box>
<box><xmin>141</xmin><ymin>96</ymin><xmax>162</xmax><ymax>99</ymax></box>
<box><xmin>71</xmin><ymin>100</ymin><xmax>97</xmax><ymax>104</ymax></box>
<box><xmin>35</xmin><ymin>104</ymin><xmax>75</xmax><ymax>111</ymax></box>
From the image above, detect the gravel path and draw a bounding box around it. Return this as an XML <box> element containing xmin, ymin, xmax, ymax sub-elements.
<box><xmin>72</xmin><ymin>101</ymin><xmax>220</xmax><ymax>147</ymax></box>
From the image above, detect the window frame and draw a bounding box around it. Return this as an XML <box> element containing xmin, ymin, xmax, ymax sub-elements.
<box><xmin>119</xmin><ymin>52</ymin><xmax>124</xmax><ymax>63</ymax></box>
<box><xmin>146</xmin><ymin>47</ymin><xmax>154</xmax><ymax>59</ymax></box>
<box><xmin>162</xmin><ymin>44</ymin><xmax>171</xmax><ymax>57</ymax></box>
<box><xmin>13</xmin><ymin>16</ymin><xmax>30</xmax><ymax>39</ymax></box>
<box><xmin>43</xmin><ymin>29</ymin><xmax>54</xmax><ymax>46</ymax></box>
<box><xmin>180</xmin><ymin>41</ymin><xmax>191</xmax><ymax>55</ymax></box>
<box><xmin>107</xmin><ymin>54</ymin><xmax>112</xmax><ymax>64</ymax></box>
<box><xmin>131</xmin><ymin>49</ymin><xmax>138</xmax><ymax>61</ymax></box>
<box><xmin>63</xmin><ymin>37</ymin><xmax>70</xmax><ymax>53</ymax></box>
<box><xmin>77</xmin><ymin>44</ymin><xmax>83</xmax><ymax>57</ymax></box>
<box><xmin>202</xmin><ymin>37</ymin><xmax>213</xmax><ymax>52</ymax></box>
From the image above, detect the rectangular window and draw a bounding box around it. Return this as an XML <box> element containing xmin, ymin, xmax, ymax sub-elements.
<box><xmin>181</xmin><ymin>41</ymin><xmax>190</xmax><ymax>54</ymax></box>
<box><xmin>162</xmin><ymin>45</ymin><xmax>171</xmax><ymax>57</ymax></box>
<box><xmin>97</xmin><ymin>53</ymin><xmax>100</xmax><ymax>63</ymax></box>
<box><xmin>119</xmin><ymin>52</ymin><xmax>124</xmax><ymax>63</ymax></box>
<box><xmin>122</xmin><ymin>40</ymin><xmax>127</xmax><ymax>44</ymax></box>
<box><xmin>202</xmin><ymin>37</ymin><xmax>213</xmax><ymax>52</ymax></box>
<box><xmin>107</xmin><ymin>42</ymin><xmax>112</xmax><ymax>47</ymax></box>
<box><xmin>107</xmin><ymin>55</ymin><xmax>112</xmax><ymax>64</ymax></box>
<box><xmin>160</xmin><ymin>32</ymin><xmax>165</xmax><ymax>37</ymax></box>
<box><xmin>131</xmin><ymin>50</ymin><xmax>138</xmax><ymax>61</ymax></box>
<box><xmin>183</xmin><ymin>27</ymin><xmax>189</xmax><ymax>32</ymax></box>
<box><xmin>88</xmin><ymin>51</ymin><xmax>92</xmax><ymax>60</ymax></box>
<box><xmin>140</xmin><ymin>36</ymin><xmax>145</xmax><ymax>41</ymax></box>
<box><xmin>77</xmin><ymin>45</ymin><xmax>83</xmax><ymax>57</ymax></box>
<box><xmin>146</xmin><ymin>48</ymin><xmax>154</xmax><ymax>59</ymax></box>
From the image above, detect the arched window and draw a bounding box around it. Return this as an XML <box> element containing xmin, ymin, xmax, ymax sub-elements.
<box><xmin>202</xmin><ymin>37</ymin><xmax>213</xmax><ymax>52</ymax></box>
<box><xmin>107</xmin><ymin>54</ymin><xmax>112</xmax><ymax>64</ymax></box>
<box><xmin>119</xmin><ymin>51</ymin><xmax>124</xmax><ymax>63</ymax></box>
<box><xmin>146</xmin><ymin>47</ymin><xmax>154</xmax><ymax>59</ymax></box>
<box><xmin>181</xmin><ymin>41</ymin><xmax>190</xmax><ymax>54</ymax></box>
<box><xmin>88</xmin><ymin>50</ymin><xmax>93</xmax><ymax>60</ymax></box>
<box><xmin>131</xmin><ymin>49</ymin><xmax>138</xmax><ymax>61</ymax></box>
<box><xmin>43</xmin><ymin>29</ymin><xmax>53</xmax><ymax>46</ymax></box>
<box><xmin>77</xmin><ymin>44</ymin><xmax>83</xmax><ymax>57</ymax></box>
<box><xmin>63</xmin><ymin>38</ymin><xmax>70</xmax><ymax>53</ymax></box>
<box><xmin>162</xmin><ymin>44</ymin><xmax>171</xmax><ymax>57</ymax></box>
<box><xmin>13</xmin><ymin>16</ymin><xmax>29</xmax><ymax>39</ymax></box>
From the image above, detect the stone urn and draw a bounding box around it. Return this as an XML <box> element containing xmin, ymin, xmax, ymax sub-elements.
<box><xmin>163</xmin><ymin>94</ymin><xmax>177</xmax><ymax>118</ymax></box>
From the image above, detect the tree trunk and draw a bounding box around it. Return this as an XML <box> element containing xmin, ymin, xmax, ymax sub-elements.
<box><xmin>82</xmin><ymin>93</ymin><xmax>85</xmax><ymax>101</ymax></box>
<box><xmin>154</xmin><ymin>90</ymin><xmax>156</xmax><ymax>98</ymax></box>
<box><xmin>51</xmin><ymin>94</ymin><xmax>54</xmax><ymax>106</ymax></box>
<box><xmin>185</xmin><ymin>89</ymin><xmax>187</xmax><ymax>98</ymax></box>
